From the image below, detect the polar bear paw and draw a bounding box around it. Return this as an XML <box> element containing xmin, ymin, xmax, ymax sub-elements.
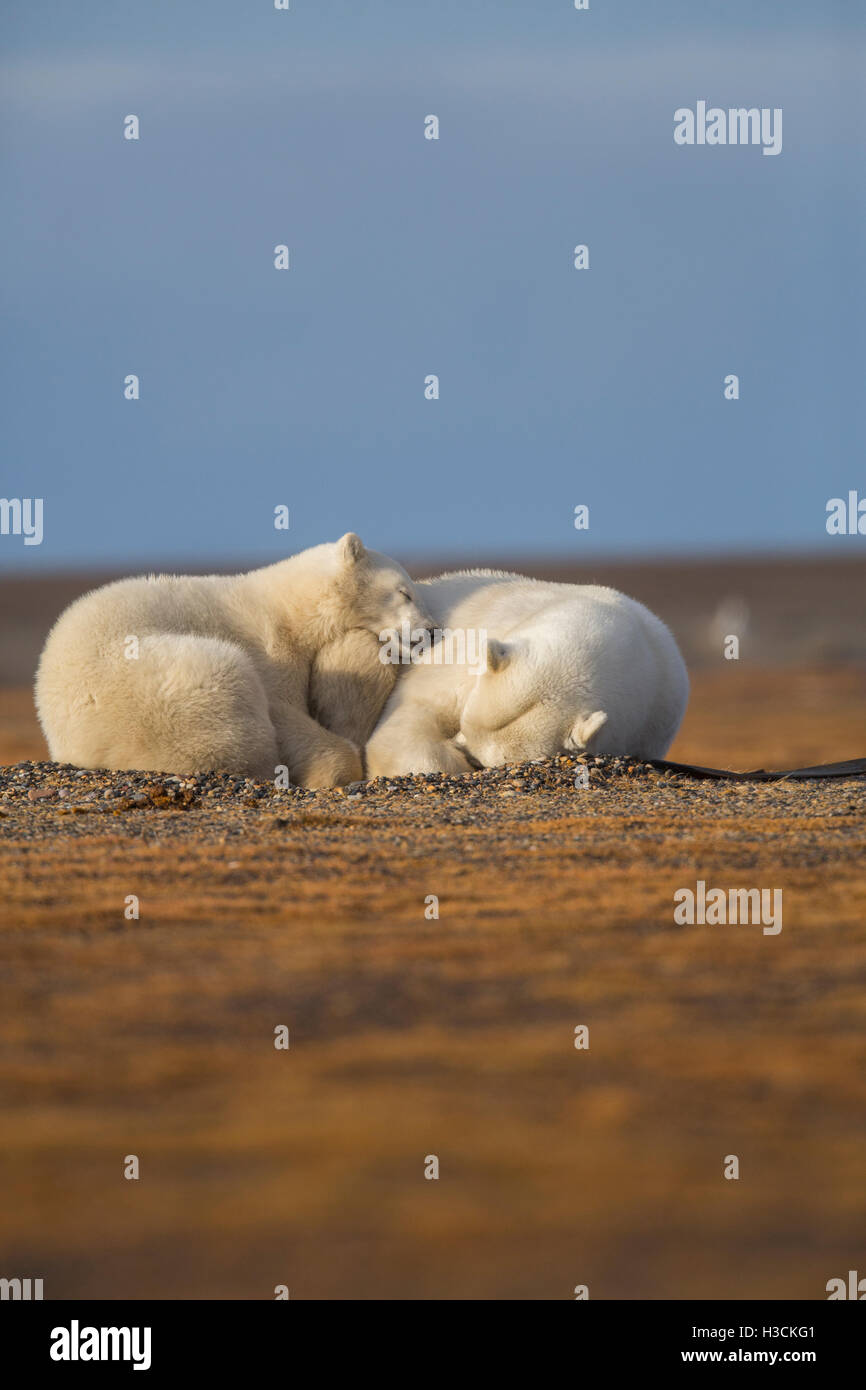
<box><xmin>295</xmin><ymin>736</ymin><xmax>364</xmax><ymax>789</ymax></box>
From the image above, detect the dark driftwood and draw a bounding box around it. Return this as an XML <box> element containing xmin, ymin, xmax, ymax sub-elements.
<box><xmin>649</xmin><ymin>756</ymin><xmax>866</xmax><ymax>782</ymax></box>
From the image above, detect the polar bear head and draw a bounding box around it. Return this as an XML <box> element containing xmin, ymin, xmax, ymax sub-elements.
<box><xmin>330</xmin><ymin>533</ymin><xmax>432</xmax><ymax>652</ymax></box>
<box><xmin>456</xmin><ymin>633</ymin><xmax>609</xmax><ymax>767</ymax></box>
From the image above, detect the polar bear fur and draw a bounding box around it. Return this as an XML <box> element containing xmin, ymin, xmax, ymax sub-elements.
<box><xmin>308</xmin><ymin>628</ymin><xmax>398</xmax><ymax>749</ymax></box>
<box><xmin>34</xmin><ymin>535</ymin><xmax>430</xmax><ymax>787</ymax></box>
<box><xmin>364</xmin><ymin>570</ymin><xmax>689</xmax><ymax>777</ymax></box>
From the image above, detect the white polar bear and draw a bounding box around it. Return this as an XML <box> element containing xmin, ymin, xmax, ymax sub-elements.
<box><xmin>34</xmin><ymin>535</ymin><xmax>430</xmax><ymax>786</ymax></box>
<box><xmin>365</xmin><ymin>570</ymin><xmax>689</xmax><ymax>777</ymax></box>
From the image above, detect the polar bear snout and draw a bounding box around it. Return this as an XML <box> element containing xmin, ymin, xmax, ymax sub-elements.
<box><xmin>459</xmin><ymin>700</ymin><xmax>610</xmax><ymax>769</ymax></box>
<box><xmin>346</xmin><ymin>549</ymin><xmax>432</xmax><ymax>645</ymax></box>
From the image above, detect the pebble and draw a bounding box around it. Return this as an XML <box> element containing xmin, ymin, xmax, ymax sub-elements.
<box><xmin>0</xmin><ymin>755</ymin><xmax>862</xmax><ymax>847</ymax></box>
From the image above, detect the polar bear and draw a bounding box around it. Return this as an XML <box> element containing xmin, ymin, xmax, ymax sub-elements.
<box><xmin>364</xmin><ymin>570</ymin><xmax>689</xmax><ymax>777</ymax></box>
<box><xmin>34</xmin><ymin>535</ymin><xmax>431</xmax><ymax>786</ymax></box>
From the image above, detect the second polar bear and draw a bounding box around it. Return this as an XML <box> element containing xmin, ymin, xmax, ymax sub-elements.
<box><xmin>35</xmin><ymin>535</ymin><xmax>430</xmax><ymax>786</ymax></box>
<box><xmin>365</xmin><ymin>571</ymin><xmax>689</xmax><ymax>776</ymax></box>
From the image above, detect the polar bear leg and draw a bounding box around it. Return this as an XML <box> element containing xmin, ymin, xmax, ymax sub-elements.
<box><xmin>366</xmin><ymin>696</ymin><xmax>472</xmax><ymax>778</ymax></box>
<box><xmin>44</xmin><ymin>632</ymin><xmax>280</xmax><ymax>778</ymax></box>
<box><xmin>266</xmin><ymin>700</ymin><xmax>363</xmax><ymax>788</ymax></box>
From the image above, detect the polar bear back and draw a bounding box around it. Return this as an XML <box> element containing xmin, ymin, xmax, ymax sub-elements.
<box><xmin>34</xmin><ymin>575</ymin><xmax>281</xmax><ymax>776</ymax></box>
<box><xmin>505</xmin><ymin>587</ymin><xmax>689</xmax><ymax>757</ymax></box>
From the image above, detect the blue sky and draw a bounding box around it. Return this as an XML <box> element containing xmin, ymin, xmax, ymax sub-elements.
<box><xmin>1</xmin><ymin>1</ymin><xmax>863</xmax><ymax>571</ymax></box>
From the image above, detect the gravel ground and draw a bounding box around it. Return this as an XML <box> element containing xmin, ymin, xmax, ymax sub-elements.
<box><xmin>1</xmin><ymin>749</ymin><xmax>864</xmax><ymax>1300</ymax></box>
<box><xmin>2</xmin><ymin>754</ymin><xmax>864</xmax><ymax>844</ymax></box>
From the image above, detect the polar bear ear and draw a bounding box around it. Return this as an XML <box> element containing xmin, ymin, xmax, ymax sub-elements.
<box><xmin>337</xmin><ymin>533</ymin><xmax>366</xmax><ymax>566</ymax></box>
<box><xmin>568</xmin><ymin>709</ymin><xmax>608</xmax><ymax>749</ymax></box>
<box><xmin>484</xmin><ymin>638</ymin><xmax>511</xmax><ymax>673</ymax></box>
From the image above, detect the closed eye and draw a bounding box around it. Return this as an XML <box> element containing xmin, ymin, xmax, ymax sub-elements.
<box><xmin>482</xmin><ymin>697</ymin><xmax>539</xmax><ymax>734</ymax></box>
